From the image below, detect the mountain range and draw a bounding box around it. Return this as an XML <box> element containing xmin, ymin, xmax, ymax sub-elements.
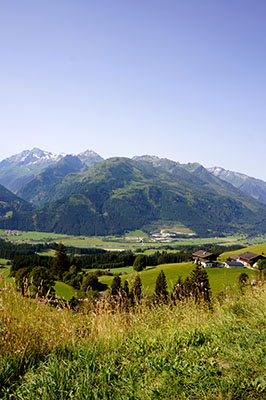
<box><xmin>0</xmin><ymin>148</ymin><xmax>266</xmax><ymax>237</ymax></box>
<box><xmin>0</xmin><ymin>148</ymin><xmax>103</xmax><ymax>194</ymax></box>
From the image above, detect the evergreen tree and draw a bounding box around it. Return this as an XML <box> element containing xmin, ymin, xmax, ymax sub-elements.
<box><xmin>133</xmin><ymin>255</ymin><xmax>146</xmax><ymax>271</ymax></box>
<box><xmin>154</xmin><ymin>270</ymin><xmax>168</xmax><ymax>302</ymax></box>
<box><xmin>78</xmin><ymin>273</ymin><xmax>107</xmax><ymax>297</ymax></box>
<box><xmin>52</xmin><ymin>242</ymin><xmax>70</xmax><ymax>279</ymax></box>
<box><xmin>110</xmin><ymin>275</ymin><xmax>122</xmax><ymax>296</ymax></box>
<box><xmin>186</xmin><ymin>264</ymin><xmax>211</xmax><ymax>303</ymax></box>
<box><xmin>131</xmin><ymin>274</ymin><xmax>142</xmax><ymax>303</ymax></box>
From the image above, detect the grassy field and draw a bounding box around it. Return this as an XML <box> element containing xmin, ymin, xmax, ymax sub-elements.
<box><xmin>53</xmin><ymin>282</ymin><xmax>76</xmax><ymax>300</ymax></box>
<box><xmin>84</xmin><ymin>266</ymin><xmax>135</xmax><ymax>275</ymax></box>
<box><xmin>99</xmin><ymin>263</ymin><xmax>255</xmax><ymax>295</ymax></box>
<box><xmin>0</xmin><ymin>259</ymin><xmax>10</xmax><ymax>265</ymax></box>
<box><xmin>0</xmin><ymin>274</ymin><xmax>265</xmax><ymax>399</ymax></box>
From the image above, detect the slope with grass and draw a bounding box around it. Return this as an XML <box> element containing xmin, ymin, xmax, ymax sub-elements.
<box><xmin>99</xmin><ymin>262</ymin><xmax>255</xmax><ymax>295</ymax></box>
<box><xmin>0</xmin><ymin>274</ymin><xmax>265</xmax><ymax>399</ymax></box>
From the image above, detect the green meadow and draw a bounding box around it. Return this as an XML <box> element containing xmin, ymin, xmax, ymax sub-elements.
<box><xmin>99</xmin><ymin>262</ymin><xmax>255</xmax><ymax>295</ymax></box>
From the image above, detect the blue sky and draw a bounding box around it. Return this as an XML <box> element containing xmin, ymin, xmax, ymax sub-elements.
<box><xmin>1</xmin><ymin>0</ymin><xmax>266</xmax><ymax>179</ymax></box>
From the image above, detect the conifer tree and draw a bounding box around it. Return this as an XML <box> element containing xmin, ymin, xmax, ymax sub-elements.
<box><xmin>154</xmin><ymin>270</ymin><xmax>168</xmax><ymax>302</ymax></box>
<box><xmin>52</xmin><ymin>242</ymin><xmax>69</xmax><ymax>280</ymax></box>
<box><xmin>186</xmin><ymin>264</ymin><xmax>211</xmax><ymax>303</ymax></box>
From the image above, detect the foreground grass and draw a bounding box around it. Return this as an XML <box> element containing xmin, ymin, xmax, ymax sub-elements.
<box><xmin>0</xmin><ymin>275</ymin><xmax>265</xmax><ymax>399</ymax></box>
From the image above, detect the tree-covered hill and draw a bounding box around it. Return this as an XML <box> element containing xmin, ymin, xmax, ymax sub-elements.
<box><xmin>0</xmin><ymin>184</ymin><xmax>32</xmax><ymax>221</ymax></box>
<box><xmin>1</xmin><ymin>156</ymin><xmax>266</xmax><ymax>236</ymax></box>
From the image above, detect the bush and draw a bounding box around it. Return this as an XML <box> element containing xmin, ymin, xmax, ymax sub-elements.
<box><xmin>133</xmin><ymin>255</ymin><xmax>146</xmax><ymax>272</ymax></box>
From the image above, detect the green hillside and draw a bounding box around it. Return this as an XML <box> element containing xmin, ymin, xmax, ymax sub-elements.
<box><xmin>0</xmin><ymin>184</ymin><xmax>32</xmax><ymax>223</ymax></box>
<box><xmin>2</xmin><ymin>157</ymin><xmax>266</xmax><ymax>237</ymax></box>
<box><xmin>99</xmin><ymin>262</ymin><xmax>255</xmax><ymax>295</ymax></box>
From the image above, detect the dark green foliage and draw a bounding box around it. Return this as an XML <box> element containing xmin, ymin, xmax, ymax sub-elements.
<box><xmin>133</xmin><ymin>254</ymin><xmax>146</xmax><ymax>271</ymax></box>
<box><xmin>0</xmin><ymin>184</ymin><xmax>32</xmax><ymax>218</ymax></box>
<box><xmin>30</xmin><ymin>266</ymin><xmax>55</xmax><ymax>297</ymax></box>
<box><xmin>238</xmin><ymin>272</ymin><xmax>249</xmax><ymax>288</ymax></box>
<box><xmin>154</xmin><ymin>270</ymin><xmax>168</xmax><ymax>302</ymax></box>
<box><xmin>257</xmin><ymin>259</ymin><xmax>266</xmax><ymax>271</ymax></box>
<box><xmin>3</xmin><ymin>157</ymin><xmax>266</xmax><ymax>236</ymax></box>
<box><xmin>72</xmin><ymin>251</ymin><xmax>135</xmax><ymax>270</ymax></box>
<box><xmin>62</xmin><ymin>265</ymin><xmax>83</xmax><ymax>290</ymax></box>
<box><xmin>52</xmin><ymin>243</ymin><xmax>69</xmax><ymax>279</ymax></box>
<box><xmin>78</xmin><ymin>273</ymin><xmax>107</xmax><ymax>298</ymax></box>
<box><xmin>110</xmin><ymin>275</ymin><xmax>122</xmax><ymax>296</ymax></box>
<box><xmin>11</xmin><ymin>255</ymin><xmax>52</xmax><ymax>276</ymax></box>
<box><xmin>185</xmin><ymin>265</ymin><xmax>212</xmax><ymax>303</ymax></box>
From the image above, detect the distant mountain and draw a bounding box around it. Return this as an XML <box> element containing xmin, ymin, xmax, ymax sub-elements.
<box><xmin>0</xmin><ymin>184</ymin><xmax>32</xmax><ymax>225</ymax></box>
<box><xmin>78</xmin><ymin>150</ymin><xmax>103</xmax><ymax>167</ymax></box>
<box><xmin>2</xmin><ymin>156</ymin><xmax>266</xmax><ymax>237</ymax></box>
<box><xmin>0</xmin><ymin>148</ymin><xmax>103</xmax><ymax>193</ymax></box>
<box><xmin>0</xmin><ymin>148</ymin><xmax>65</xmax><ymax>193</ymax></box>
<box><xmin>208</xmin><ymin>167</ymin><xmax>266</xmax><ymax>204</ymax></box>
<box><xmin>17</xmin><ymin>155</ymin><xmax>87</xmax><ymax>207</ymax></box>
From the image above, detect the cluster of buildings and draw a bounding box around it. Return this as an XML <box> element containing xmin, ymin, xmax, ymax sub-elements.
<box><xmin>192</xmin><ymin>250</ymin><xmax>265</xmax><ymax>269</ymax></box>
<box><xmin>4</xmin><ymin>230</ymin><xmax>21</xmax><ymax>237</ymax></box>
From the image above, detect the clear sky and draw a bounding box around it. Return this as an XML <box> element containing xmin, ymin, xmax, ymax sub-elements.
<box><xmin>1</xmin><ymin>0</ymin><xmax>266</xmax><ymax>179</ymax></box>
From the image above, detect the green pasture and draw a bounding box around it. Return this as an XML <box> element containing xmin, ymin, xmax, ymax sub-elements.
<box><xmin>0</xmin><ymin>258</ymin><xmax>10</xmax><ymax>265</ymax></box>
<box><xmin>53</xmin><ymin>282</ymin><xmax>76</xmax><ymax>300</ymax></box>
<box><xmin>99</xmin><ymin>263</ymin><xmax>255</xmax><ymax>295</ymax></box>
<box><xmin>83</xmin><ymin>266</ymin><xmax>135</xmax><ymax>275</ymax></box>
<box><xmin>125</xmin><ymin>230</ymin><xmax>148</xmax><ymax>237</ymax></box>
<box><xmin>0</xmin><ymin>264</ymin><xmax>13</xmax><ymax>287</ymax></box>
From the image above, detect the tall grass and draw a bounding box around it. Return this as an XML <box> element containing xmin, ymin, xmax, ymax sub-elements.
<box><xmin>0</xmin><ymin>274</ymin><xmax>265</xmax><ymax>399</ymax></box>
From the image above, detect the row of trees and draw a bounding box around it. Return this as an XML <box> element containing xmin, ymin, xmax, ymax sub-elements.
<box><xmin>107</xmin><ymin>264</ymin><xmax>212</xmax><ymax>306</ymax></box>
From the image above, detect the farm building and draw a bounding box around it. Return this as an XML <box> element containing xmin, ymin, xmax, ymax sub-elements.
<box><xmin>192</xmin><ymin>250</ymin><xmax>217</xmax><ymax>268</ymax></box>
<box><xmin>230</xmin><ymin>252</ymin><xmax>265</xmax><ymax>267</ymax></box>
<box><xmin>224</xmin><ymin>261</ymin><xmax>245</xmax><ymax>269</ymax></box>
